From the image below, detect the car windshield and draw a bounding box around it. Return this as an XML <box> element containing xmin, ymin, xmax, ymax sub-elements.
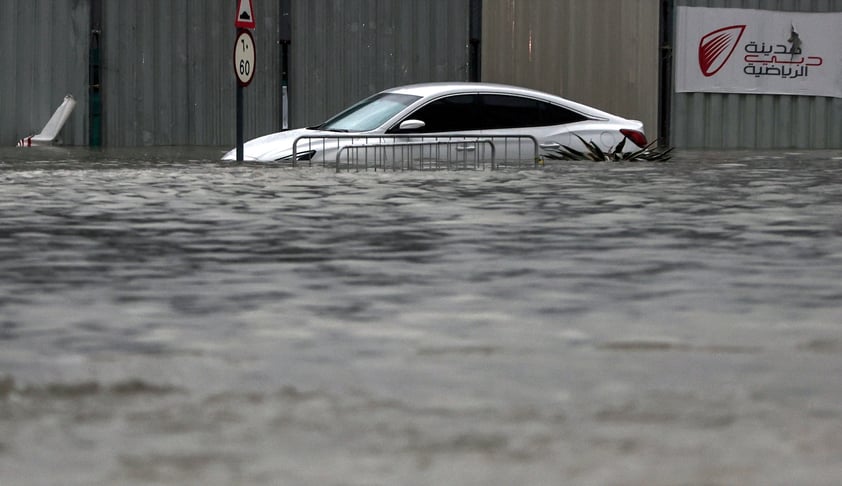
<box><xmin>319</xmin><ymin>93</ymin><xmax>420</xmax><ymax>132</ymax></box>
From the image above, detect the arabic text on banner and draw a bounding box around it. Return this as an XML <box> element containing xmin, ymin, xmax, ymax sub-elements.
<box><xmin>675</xmin><ymin>7</ymin><xmax>842</xmax><ymax>98</ymax></box>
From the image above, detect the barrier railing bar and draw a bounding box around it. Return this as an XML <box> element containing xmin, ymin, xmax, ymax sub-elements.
<box><xmin>291</xmin><ymin>134</ymin><xmax>539</xmax><ymax>170</ymax></box>
<box><xmin>334</xmin><ymin>140</ymin><xmax>497</xmax><ymax>172</ymax></box>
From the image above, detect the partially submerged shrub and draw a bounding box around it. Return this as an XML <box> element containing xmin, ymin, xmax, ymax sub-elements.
<box><xmin>544</xmin><ymin>134</ymin><xmax>673</xmax><ymax>162</ymax></box>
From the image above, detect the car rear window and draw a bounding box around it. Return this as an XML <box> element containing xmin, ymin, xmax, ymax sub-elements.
<box><xmin>480</xmin><ymin>94</ymin><xmax>588</xmax><ymax>129</ymax></box>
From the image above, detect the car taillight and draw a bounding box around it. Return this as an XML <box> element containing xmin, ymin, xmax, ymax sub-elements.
<box><xmin>620</xmin><ymin>129</ymin><xmax>648</xmax><ymax>148</ymax></box>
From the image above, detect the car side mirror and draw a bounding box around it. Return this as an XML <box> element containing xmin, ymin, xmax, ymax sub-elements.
<box><xmin>398</xmin><ymin>119</ymin><xmax>426</xmax><ymax>131</ymax></box>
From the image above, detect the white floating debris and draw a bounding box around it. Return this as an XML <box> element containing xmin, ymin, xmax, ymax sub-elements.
<box><xmin>17</xmin><ymin>95</ymin><xmax>76</xmax><ymax>147</ymax></box>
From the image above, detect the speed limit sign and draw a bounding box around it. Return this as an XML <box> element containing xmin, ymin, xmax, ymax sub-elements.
<box><xmin>234</xmin><ymin>29</ymin><xmax>255</xmax><ymax>87</ymax></box>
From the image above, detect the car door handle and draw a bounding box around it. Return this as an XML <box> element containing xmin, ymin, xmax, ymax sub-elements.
<box><xmin>456</xmin><ymin>145</ymin><xmax>476</xmax><ymax>151</ymax></box>
<box><xmin>540</xmin><ymin>142</ymin><xmax>561</xmax><ymax>149</ymax></box>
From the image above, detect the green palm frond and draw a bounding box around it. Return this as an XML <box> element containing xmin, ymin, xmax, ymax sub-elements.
<box><xmin>544</xmin><ymin>136</ymin><xmax>673</xmax><ymax>162</ymax></box>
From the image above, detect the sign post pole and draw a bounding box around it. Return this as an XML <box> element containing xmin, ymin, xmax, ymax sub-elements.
<box><xmin>236</xmin><ymin>82</ymin><xmax>244</xmax><ymax>161</ymax></box>
<box><xmin>233</xmin><ymin>0</ymin><xmax>256</xmax><ymax>161</ymax></box>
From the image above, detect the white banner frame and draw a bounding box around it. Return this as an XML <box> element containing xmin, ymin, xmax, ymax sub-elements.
<box><xmin>675</xmin><ymin>7</ymin><xmax>842</xmax><ymax>98</ymax></box>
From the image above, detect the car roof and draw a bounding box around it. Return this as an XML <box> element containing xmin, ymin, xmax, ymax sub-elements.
<box><xmin>385</xmin><ymin>82</ymin><xmax>563</xmax><ymax>100</ymax></box>
<box><xmin>383</xmin><ymin>82</ymin><xmax>619</xmax><ymax>120</ymax></box>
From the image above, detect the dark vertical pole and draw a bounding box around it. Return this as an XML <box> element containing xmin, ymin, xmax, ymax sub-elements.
<box><xmin>237</xmin><ymin>84</ymin><xmax>244</xmax><ymax>160</ymax></box>
<box><xmin>280</xmin><ymin>0</ymin><xmax>291</xmax><ymax>130</ymax></box>
<box><xmin>468</xmin><ymin>0</ymin><xmax>482</xmax><ymax>82</ymax></box>
<box><xmin>235</xmin><ymin>0</ymin><xmax>246</xmax><ymax>161</ymax></box>
<box><xmin>658</xmin><ymin>0</ymin><xmax>674</xmax><ymax>147</ymax></box>
<box><xmin>89</xmin><ymin>0</ymin><xmax>103</xmax><ymax>147</ymax></box>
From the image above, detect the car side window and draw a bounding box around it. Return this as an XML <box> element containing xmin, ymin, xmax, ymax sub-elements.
<box><xmin>480</xmin><ymin>95</ymin><xmax>539</xmax><ymax>129</ymax></box>
<box><xmin>393</xmin><ymin>94</ymin><xmax>481</xmax><ymax>133</ymax></box>
<box><xmin>480</xmin><ymin>94</ymin><xmax>588</xmax><ymax>129</ymax></box>
<box><xmin>539</xmin><ymin>99</ymin><xmax>589</xmax><ymax>125</ymax></box>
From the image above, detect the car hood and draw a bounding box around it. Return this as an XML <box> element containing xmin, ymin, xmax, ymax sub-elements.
<box><xmin>222</xmin><ymin>128</ymin><xmax>335</xmax><ymax>161</ymax></box>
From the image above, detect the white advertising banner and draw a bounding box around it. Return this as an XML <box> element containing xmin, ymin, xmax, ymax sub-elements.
<box><xmin>675</xmin><ymin>7</ymin><xmax>842</xmax><ymax>98</ymax></box>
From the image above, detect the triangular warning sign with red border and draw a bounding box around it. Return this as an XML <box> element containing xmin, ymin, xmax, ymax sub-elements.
<box><xmin>235</xmin><ymin>0</ymin><xmax>256</xmax><ymax>29</ymax></box>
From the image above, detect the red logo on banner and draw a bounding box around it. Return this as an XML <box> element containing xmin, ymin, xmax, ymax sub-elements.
<box><xmin>699</xmin><ymin>25</ymin><xmax>746</xmax><ymax>77</ymax></box>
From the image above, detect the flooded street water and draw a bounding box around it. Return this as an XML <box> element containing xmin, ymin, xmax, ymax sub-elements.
<box><xmin>2</xmin><ymin>147</ymin><xmax>842</xmax><ymax>485</ymax></box>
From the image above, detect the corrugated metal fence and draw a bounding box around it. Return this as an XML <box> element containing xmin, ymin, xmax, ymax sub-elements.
<box><xmin>100</xmin><ymin>0</ymin><xmax>282</xmax><ymax>146</ymax></box>
<box><xmin>1</xmin><ymin>0</ymin><xmax>470</xmax><ymax>147</ymax></box>
<box><xmin>481</xmin><ymin>0</ymin><xmax>662</xmax><ymax>144</ymax></box>
<box><xmin>672</xmin><ymin>0</ymin><xmax>842</xmax><ymax>149</ymax></box>
<box><xmin>0</xmin><ymin>0</ymin><xmax>89</xmax><ymax>146</ymax></box>
<box><xmin>290</xmin><ymin>0</ymin><xmax>471</xmax><ymax>128</ymax></box>
<box><xmin>0</xmin><ymin>0</ymin><xmax>283</xmax><ymax>147</ymax></box>
<box><xmin>3</xmin><ymin>0</ymin><xmax>841</xmax><ymax>149</ymax></box>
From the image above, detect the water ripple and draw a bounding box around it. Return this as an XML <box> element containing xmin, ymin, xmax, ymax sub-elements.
<box><xmin>2</xmin><ymin>148</ymin><xmax>842</xmax><ymax>484</ymax></box>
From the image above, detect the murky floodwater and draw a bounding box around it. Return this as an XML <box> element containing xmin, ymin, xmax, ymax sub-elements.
<box><xmin>2</xmin><ymin>146</ymin><xmax>842</xmax><ymax>485</ymax></box>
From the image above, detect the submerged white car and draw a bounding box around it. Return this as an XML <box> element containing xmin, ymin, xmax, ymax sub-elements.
<box><xmin>223</xmin><ymin>82</ymin><xmax>647</xmax><ymax>163</ymax></box>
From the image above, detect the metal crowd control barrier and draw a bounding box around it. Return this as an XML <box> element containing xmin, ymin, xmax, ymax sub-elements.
<box><xmin>291</xmin><ymin>134</ymin><xmax>540</xmax><ymax>171</ymax></box>
<box><xmin>336</xmin><ymin>140</ymin><xmax>498</xmax><ymax>171</ymax></box>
